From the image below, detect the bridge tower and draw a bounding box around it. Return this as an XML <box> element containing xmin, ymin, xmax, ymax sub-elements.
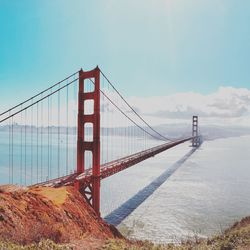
<box><xmin>192</xmin><ymin>115</ymin><xmax>199</xmax><ymax>147</ymax></box>
<box><xmin>75</xmin><ymin>66</ymin><xmax>101</xmax><ymax>216</ymax></box>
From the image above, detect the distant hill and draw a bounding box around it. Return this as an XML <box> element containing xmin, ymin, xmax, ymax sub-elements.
<box><xmin>1</xmin><ymin>123</ymin><xmax>250</xmax><ymax>141</ymax></box>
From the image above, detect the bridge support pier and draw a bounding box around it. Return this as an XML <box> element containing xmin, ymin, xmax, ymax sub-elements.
<box><xmin>75</xmin><ymin>66</ymin><xmax>101</xmax><ymax>217</ymax></box>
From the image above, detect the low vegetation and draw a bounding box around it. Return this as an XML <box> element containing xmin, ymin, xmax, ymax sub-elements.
<box><xmin>2</xmin><ymin>216</ymin><xmax>248</xmax><ymax>249</ymax></box>
<box><xmin>0</xmin><ymin>239</ymin><xmax>72</xmax><ymax>250</ymax></box>
<box><xmin>101</xmin><ymin>216</ymin><xmax>250</xmax><ymax>250</ymax></box>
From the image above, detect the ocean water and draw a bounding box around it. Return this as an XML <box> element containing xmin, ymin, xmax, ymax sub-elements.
<box><xmin>102</xmin><ymin>136</ymin><xmax>250</xmax><ymax>243</ymax></box>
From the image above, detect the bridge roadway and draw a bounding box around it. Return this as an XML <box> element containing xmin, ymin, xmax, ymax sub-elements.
<box><xmin>33</xmin><ymin>137</ymin><xmax>194</xmax><ymax>188</ymax></box>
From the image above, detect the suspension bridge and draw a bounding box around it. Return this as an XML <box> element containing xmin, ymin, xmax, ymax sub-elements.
<box><xmin>0</xmin><ymin>66</ymin><xmax>201</xmax><ymax>217</ymax></box>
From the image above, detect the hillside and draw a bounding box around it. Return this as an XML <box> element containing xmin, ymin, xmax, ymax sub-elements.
<box><xmin>0</xmin><ymin>185</ymin><xmax>122</xmax><ymax>249</ymax></box>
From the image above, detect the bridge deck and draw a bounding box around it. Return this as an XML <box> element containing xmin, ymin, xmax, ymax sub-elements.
<box><xmin>33</xmin><ymin>137</ymin><xmax>193</xmax><ymax>188</ymax></box>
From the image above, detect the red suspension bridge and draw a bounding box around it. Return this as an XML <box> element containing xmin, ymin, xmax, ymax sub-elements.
<box><xmin>0</xmin><ymin>67</ymin><xmax>201</xmax><ymax>217</ymax></box>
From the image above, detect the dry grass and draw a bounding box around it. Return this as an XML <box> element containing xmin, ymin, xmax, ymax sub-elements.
<box><xmin>30</xmin><ymin>187</ymin><xmax>68</xmax><ymax>206</ymax></box>
<box><xmin>1</xmin><ymin>217</ymin><xmax>250</xmax><ymax>249</ymax></box>
<box><xmin>0</xmin><ymin>239</ymin><xmax>72</xmax><ymax>250</ymax></box>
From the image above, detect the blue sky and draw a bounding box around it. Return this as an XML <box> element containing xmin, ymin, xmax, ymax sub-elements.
<box><xmin>0</xmin><ymin>0</ymin><xmax>250</xmax><ymax>110</ymax></box>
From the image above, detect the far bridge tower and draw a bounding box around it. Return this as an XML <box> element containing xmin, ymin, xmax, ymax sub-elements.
<box><xmin>192</xmin><ymin>115</ymin><xmax>200</xmax><ymax>147</ymax></box>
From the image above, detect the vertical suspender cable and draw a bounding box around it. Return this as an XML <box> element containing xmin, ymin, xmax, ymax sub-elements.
<box><xmin>8</xmin><ymin>111</ymin><xmax>11</xmax><ymax>184</ymax></box>
<box><xmin>11</xmin><ymin>116</ymin><xmax>14</xmax><ymax>184</ymax></box>
<box><xmin>58</xmin><ymin>84</ymin><xmax>60</xmax><ymax>177</ymax></box>
<box><xmin>49</xmin><ymin>89</ymin><xmax>52</xmax><ymax>178</ymax></box>
<box><xmin>24</xmin><ymin>109</ymin><xmax>27</xmax><ymax>185</ymax></box>
<box><xmin>31</xmin><ymin>100</ymin><xmax>33</xmax><ymax>185</ymax></box>
<box><xmin>36</xmin><ymin>102</ymin><xmax>39</xmax><ymax>183</ymax></box>
<box><xmin>47</xmin><ymin>96</ymin><xmax>50</xmax><ymax>180</ymax></box>
<box><xmin>66</xmin><ymin>84</ymin><xmax>69</xmax><ymax>174</ymax></box>
<box><xmin>106</xmin><ymin>81</ymin><xmax>108</xmax><ymax>162</ymax></box>
<box><xmin>40</xmin><ymin>94</ymin><xmax>43</xmax><ymax>181</ymax></box>
<box><xmin>20</xmin><ymin>106</ymin><xmax>23</xmax><ymax>184</ymax></box>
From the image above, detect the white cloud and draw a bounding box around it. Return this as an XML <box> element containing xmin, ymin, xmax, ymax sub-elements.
<box><xmin>127</xmin><ymin>87</ymin><xmax>250</xmax><ymax>127</ymax></box>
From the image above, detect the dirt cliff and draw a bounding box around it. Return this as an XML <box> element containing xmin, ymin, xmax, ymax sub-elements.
<box><xmin>0</xmin><ymin>185</ymin><xmax>121</xmax><ymax>248</ymax></box>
